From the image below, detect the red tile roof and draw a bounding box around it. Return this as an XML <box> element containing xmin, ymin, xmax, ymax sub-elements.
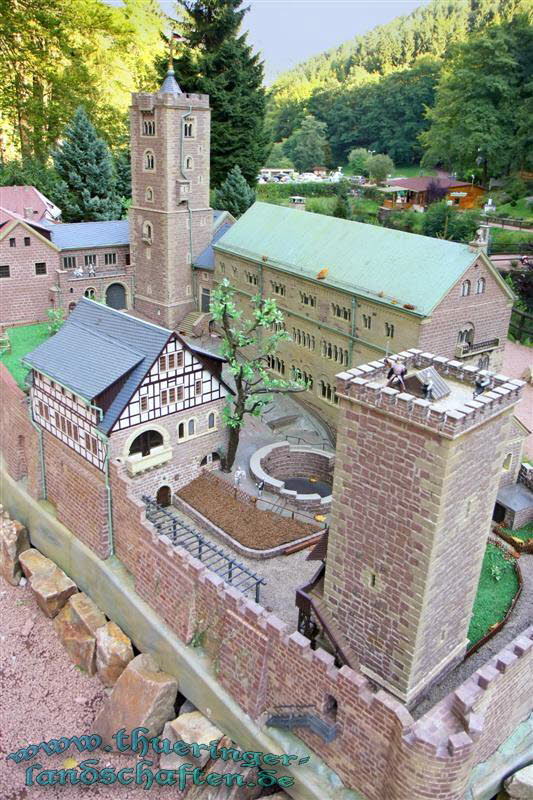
<box><xmin>386</xmin><ymin>177</ymin><xmax>473</xmax><ymax>192</ymax></box>
<box><xmin>0</xmin><ymin>185</ymin><xmax>61</xmax><ymax>222</ymax></box>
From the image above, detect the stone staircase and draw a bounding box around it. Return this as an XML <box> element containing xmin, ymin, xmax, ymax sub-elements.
<box><xmin>266</xmin><ymin>704</ymin><xmax>338</xmax><ymax>742</ymax></box>
<box><xmin>177</xmin><ymin>311</ymin><xmax>210</xmax><ymax>338</ymax></box>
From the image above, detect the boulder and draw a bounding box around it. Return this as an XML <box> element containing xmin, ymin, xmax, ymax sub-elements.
<box><xmin>95</xmin><ymin>622</ymin><xmax>134</xmax><ymax>687</ymax></box>
<box><xmin>1</xmin><ymin>520</ymin><xmax>31</xmax><ymax>585</ymax></box>
<box><xmin>29</xmin><ymin>567</ymin><xmax>77</xmax><ymax>618</ymax></box>
<box><xmin>185</xmin><ymin>737</ymin><xmax>264</xmax><ymax>800</ymax></box>
<box><xmin>19</xmin><ymin>548</ymin><xmax>55</xmax><ymax>579</ymax></box>
<box><xmin>505</xmin><ymin>765</ymin><xmax>533</xmax><ymax>799</ymax></box>
<box><xmin>93</xmin><ymin>653</ymin><xmax>178</xmax><ymax>745</ymax></box>
<box><xmin>160</xmin><ymin>711</ymin><xmax>222</xmax><ymax>771</ymax></box>
<box><xmin>53</xmin><ymin>593</ymin><xmax>106</xmax><ymax>674</ymax></box>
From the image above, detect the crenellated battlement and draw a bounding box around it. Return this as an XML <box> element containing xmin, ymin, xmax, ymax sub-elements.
<box><xmin>133</xmin><ymin>90</ymin><xmax>210</xmax><ymax>110</ymax></box>
<box><xmin>335</xmin><ymin>348</ymin><xmax>525</xmax><ymax>438</ymax></box>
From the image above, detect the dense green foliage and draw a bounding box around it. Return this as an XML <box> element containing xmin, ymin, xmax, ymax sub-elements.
<box><xmin>160</xmin><ymin>0</ymin><xmax>267</xmax><ymax>186</ymax></box>
<box><xmin>214</xmin><ymin>165</ymin><xmax>256</xmax><ymax>218</ymax></box>
<box><xmin>265</xmin><ymin>0</ymin><xmax>531</xmax><ymax>173</ymax></box>
<box><xmin>467</xmin><ymin>542</ymin><xmax>519</xmax><ymax>647</ymax></box>
<box><xmin>52</xmin><ymin>108</ymin><xmax>122</xmax><ymax>221</ymax></box>
<box><xmin>366</xmin><ymin>154</ymin><xmax>395</xmax><ymax>185</ymax></box>
<box><xmin>421</xmin><ymin>16</ymin><xmax>533</xmax><ymax>179</ymax></box>
<box><xmin>0</xmin><ymin>324</ymin><xmax>50</xmax><ymax>389</ymax></box>
<box><xmin>282</xmin><ymin>116</ymin><xmax>329</xmax><ymax>172</ymax></box>
<box><xmin>0</xmin><ymin>158</ymin><xmax>66</xmax><ymax>212</ymax></box>
<box><xmin>0</xmin><ymin>0</ymin><xmax>166</xmax><ymax>159</ymax></box>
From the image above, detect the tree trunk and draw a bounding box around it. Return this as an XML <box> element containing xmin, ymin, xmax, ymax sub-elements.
<box><xmin>223</xmin><ymin>426</ymin><xmax>241</xmax><ymax>472</ymax></box>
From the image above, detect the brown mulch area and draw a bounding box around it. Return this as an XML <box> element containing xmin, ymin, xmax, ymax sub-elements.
<box><xmin>177</xmin><ymin>473</ymin><xmax>318</xmax><ymax>550</ymax></box>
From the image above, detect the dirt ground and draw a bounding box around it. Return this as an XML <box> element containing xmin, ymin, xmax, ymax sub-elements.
<box><xmin>178</xmin><ymin>473</ymin><xmax>318</xmax><ymax>549</ymax></box>
<box><xmin>502</xmin><ymin>340</ymin><xmax>533</xmax><ymax>458</ymax></box>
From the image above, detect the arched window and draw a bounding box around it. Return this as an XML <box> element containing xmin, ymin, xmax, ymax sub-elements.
<box><xmin>185</xmin><ymin>156</ymin><xmax>194</xmax><ymax>170</ymax></box>
<box><xmin>457</xmin><ymin>325</ymin><xmax>474</xmax><ymax>345</ymax></box>
<box><xmin>84</xmin><ymin>288</ymin><xmax>96</xmax><ymax>299</ymax></box>
<box><xmin>144</xmin><ymin>150</ymin><xmax>155</xmax><ymax>170</ymax></box>
<box><xmin>68</xmin><ymin>302</ymin><xmax>76</xmax><ymax>312</ymax></box>
<box><xmin>188</xmin><ymin>419</ymin><xmax>196</xmax><ymax>436</ymax></box>
<box><xmin>145</xmin><ymin>187</ymin><xmax>154</xmax><ymax>202</ymax></box>
<box><xmin>178</xmin><ymin>422</ymin><xmax>185</xmax><ymax>440</ymax></box>
<box><xmin>142</xmin><ymin>118</ymin><xmax>155</xmax><ymax>136</ymax></box>
<box><xmin>461</xmin><ymin>279</ymin><xmax>471</xmax><ymax>297</ymax></box>
<box><xmin>503</xmin><ymin>453</ymin><xmax>512</xmax><ymax>471</ymax></box>
<box><xmin>129</xmin><ymin>429</ymin><xmax>163</xmax><ymax>457</ymax></box>
<box><xmin>183</xmin><ymin>119</ymin><xmax>195</xmax><ymax>138</ymax></box>
<box><xmin>208</xmin><ymin>412</ymin><xmax>216</xmax><ymax>430</ymax></box>
<box><xmin>476</xmin><ymin>277</ymin><xmax>486</xmax><ymax>294</ymax></box>
<box><xmin>142</xmin><ymin>221</ymin><xmax>153</xmax><ymax>244</ymax></box>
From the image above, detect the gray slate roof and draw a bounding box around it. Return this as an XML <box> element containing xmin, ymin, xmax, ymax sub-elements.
<box><xmin>497</xmin><ymin>483</ymin><xmax>533</xmax><ymax>513</ymax></box>
<box><xmin>193</xmin><ymin>222</ymin><xmax>233</xmax><ymax>270</ymax></box>
<box><xmin>24</xmin><ymin>299</ymin><xmax>171</xmax><ymax>434</ymax></box>
<box><xmin>47</xmin><ymin>219</ymin><xmax>130</xmax><ymax>251</ymax></box>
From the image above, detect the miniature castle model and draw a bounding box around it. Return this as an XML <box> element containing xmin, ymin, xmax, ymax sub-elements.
<box><xmin>324</xmin><ymin>350</ymin><xmax>525</xmax><ymax>705</ymax></box>
<box><xmin>130</xmin><ymin>67</ymin><xmax>213</xmax><ymax>328</ymax></box>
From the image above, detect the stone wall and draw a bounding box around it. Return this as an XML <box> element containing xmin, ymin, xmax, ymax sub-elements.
<box><xmin>2</xmin><ymin>361</ymin><xmax>532</xmax><ymax>800</ymax></box>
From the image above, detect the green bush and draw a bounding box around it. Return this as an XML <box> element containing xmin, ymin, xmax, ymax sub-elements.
<box><xmin>257</xmin><ymin>182</ymin><xmax>339</xmax><ymax>202</ymax></box>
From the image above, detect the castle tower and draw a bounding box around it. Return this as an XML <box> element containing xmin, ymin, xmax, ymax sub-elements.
<box><xmin>130</xmin><ymin>67</ymin><xmax>212</xmax><ymax>329</ymax></box>
<box><xmin>323</xmin><ymin>350</ymin><xmax>524</xmax><ymax>706</ymax></box>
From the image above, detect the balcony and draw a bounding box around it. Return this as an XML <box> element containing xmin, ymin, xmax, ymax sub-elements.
<box><xmin>66</xmin><ymin>268</ymin><xmax>128</xmax><ymax>281</ymax></box>
<box><xmin>126</xmin><ymin>445</ymin><xmax>173</xmax><ymax>477</ymax></box>
<box><xmin>455</xmin><ymin>338</ymin><xmax>500</xmax><ymax>358</ymax></box>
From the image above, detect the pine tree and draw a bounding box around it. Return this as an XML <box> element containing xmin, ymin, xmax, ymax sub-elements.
<box><xmin>159</xmin><ymin>1</ymin><xmax>268</xmax><ymax>186</ymax></box>
<box><xmin>52</xmin><ymin>107</ymin><xmax>122</xmax><ymax>221</ymax></box>
<box><xmin>214</xmin><ymin>165</ymin><xmax>256</xmax><ymax>218</ymax></box>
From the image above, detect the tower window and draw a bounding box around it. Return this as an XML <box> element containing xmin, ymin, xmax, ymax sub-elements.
<box><xmin>144</xmin><ymin>150</ymin><xmax>155</xmax><ymax>170</ymax></box>
<box><xmin>183</xmin><ymin>119</ymin><xmax>195</xmax><ymax>138</ymax></box>
<box><xmin>185</xmin><ymin>156</ymin><xmax>194</xmax><ymax>170</ymax></box>
<box><xmin>145</xmin><ymin>187</ymin><xmax>154</xmax><ymax>202</ymax></box>
<box><xmin>142</xmin><ymin>221</ymin><xmax>153</xmax><ymax>244</ymax></box>
<box><xmin>142</xmin><ymin>118</ymin><xmax>156</xmax><ymax>136</ymax></box>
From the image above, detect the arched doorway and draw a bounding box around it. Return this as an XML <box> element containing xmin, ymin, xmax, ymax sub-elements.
<box><xmin>106</xmin><ymin>283</ymin><xmax>126</xmax><ymax>309</ymax></box>
<box><xmin>156</xmin><ymin>485</ymin><xmax>172</xmax><ymax>507</ymax></box>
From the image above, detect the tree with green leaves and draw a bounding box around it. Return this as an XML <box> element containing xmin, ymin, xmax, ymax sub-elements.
<box><xmin>367</xmin><ymin>153</ymin><xmax>394</xmax><ymax>185</ymax></box>
<box><xmin>264</xmin><ymin>142</ymin><xmax>294</xmax><ymax>169</ymax></box>
<box><xmin>161</xmin><ymin>1</ymin><xmax>267</xmax><ymax>186</ymax></box>
<box><xmin>114</xmin><ymin>148</ymin><xmax>131</xmax><ymax>215</ymax></box>
<box><xmin>421</xmin><ymin>201</ymin><xmax>479</xmax><ymax>242</ymax></box>
<box><xmin>421</xmin><ymin>17</ymin><xmax>533</xmax><ymax>181</ymax></box>
<box><xmin>214</xmin><ymin>165</ymin><xmax>256</xmax><ymax>218</ymax></box>
<box><xmin>348</xmin><ymin>148</ymin><xmax>371</xmax><ymax>175</ymax></box>
<box><xmin>283</xmin><ymin>115</ymin><xmax>329</xmax><ymax>173</ymax></box>
<box><xmin>211</xmin><ymin>279</ymin><xmax>305</xmax><ymax>472</ymax></box>
<box><xmin>0</xmin><ymin>158</ymin><xmax>66</xmax><ymax>210</ymax></box>
<box><xmin>52</xmin><ymin>107</ymin><xmax>122</xmax><ymax>221</ymax></box>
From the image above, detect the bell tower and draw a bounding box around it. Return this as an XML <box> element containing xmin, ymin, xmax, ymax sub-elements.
<box><xmin>130</xmin><ymin>66</ymin><xmax>212</xmax><ymax>329</ymax></box>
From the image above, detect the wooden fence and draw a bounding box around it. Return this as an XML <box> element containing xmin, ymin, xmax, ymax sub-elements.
<box><xmin>508</xmin><ymin>307</ymin><xmax>533</xmax><ymax>344</ymax></box>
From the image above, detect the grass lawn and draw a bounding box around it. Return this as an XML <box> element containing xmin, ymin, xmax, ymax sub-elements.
<box><xmin>501</xmin><ymin>521</ymin><xmax>533</xmax><ymax>543</ymax></box>
<box><xmin>490</xmin><ymin>227</ymin><xmax>533</xmax><ymax>253</ymax></box>
<box><xmin>495</xmin><ymin>196</ymin><xmax>533</xmax><ymax>221</ymax></box>
<box><xmin>390</xmin><ymin>164</ymin><xmax>436</xmax><ymax>179</ymax></box>
<box><xmin>0</xmin><ymin>323</ymin><xmax>50</xmax><ymax>389</ymax></box>
<box><xmin>467</xmin><ymin>541</ymin><xmax>519</xmax><ymax>647</ymax></box>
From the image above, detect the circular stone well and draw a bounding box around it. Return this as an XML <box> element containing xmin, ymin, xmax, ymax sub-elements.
<box><xmin>249</xmin><ymin>442</ymin><xmax>335</xmax><ymax>513</ymax></box>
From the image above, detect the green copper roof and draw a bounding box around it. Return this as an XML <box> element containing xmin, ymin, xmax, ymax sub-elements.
<box><xmin>214</xmin><ymin>202</ymin><xmax>480</xmax><ymax>316</ymax></box>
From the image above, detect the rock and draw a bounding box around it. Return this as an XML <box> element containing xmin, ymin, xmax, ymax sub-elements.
<box><xmin>30</xmin><ymin>567</ymin><xmax>77</xmax><ymax>618</ymax></box>
<box><xmin>160</xmin><ymin>711</ymin><xmax>222</xmax><ymax>771</ymax></box>
<box><xmin>505</xmin><ymin>765</ymin><xmax>533</xmax><ymax>799</ymax></box>
<box><xmin>93</xmin><ymin>653</ymin><xmax>178</xmax><ymax>745</ymax></box>
<box><xmin>18</xmin><ymin>548</ymin><xmax>55</xmax><ymax>579</ymax></box>
<box><xmin>68</xmin><ymin>593</ymin><xmax>106</xmax><ymax>636</ymax></box>
<box><xmin>53</xmin><ymin>596</ymin><xmax>102</xmax><ymax>674</ymax></box>
<box><xmin>185</xmin><ymin>737</ymin><xmax>264</xmax><ymax>800</ymax></box>
<box><xmin>179</xmin><ymin>699</ymin><xmax>197</xmax><ymax>715</ymax></box>
<box><xmin>95</xmin><ymin>622</ymin><xmax>134</xmax><ymax>687</ymax></box>
<box><xmin>19</xmin><ymin>577</ymin><xmax>27</xmax><ymax>586</ymax></box>
<box><xmin>1</xmin><ymin>520</ymin><xmax>31</xmax><ymax>585</ymax></box>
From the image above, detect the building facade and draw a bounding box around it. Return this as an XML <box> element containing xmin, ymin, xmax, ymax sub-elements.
<box><xmin>210</xmin><ymin>202</ymin><xmax>514</xmax><ymax>425</ymax></box>
<box><xmin>24</xmin><ymin>298</ymin><xmax>229</xmax><ymax>520</ymax></box>
<box><xmin>323</xmin><ymin>350</ymin><xmax>524</xmax><ymax>705</ymax></box>
<box><xmin>129</xmin><ymin>68</ymin><xmax>213</xmax><ymax>329</ymax></box>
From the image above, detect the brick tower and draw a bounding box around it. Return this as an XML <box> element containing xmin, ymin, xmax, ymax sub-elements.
<box><xmin>130</xmin><ymin>67</ymin><xmax>212</xmax><ymax>329</ymax></box>
<box><xmin>323</xmin><ymin>349</ymin><xmax>524</xmax><ymax>706</ymax></box>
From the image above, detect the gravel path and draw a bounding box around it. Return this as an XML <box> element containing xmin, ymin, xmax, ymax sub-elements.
<box><xmin>0</xmin><ymin>579</ymin><xmax>196</xmax><ymax>799</ymax></box>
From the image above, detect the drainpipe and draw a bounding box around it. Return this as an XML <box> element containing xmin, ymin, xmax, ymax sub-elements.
<box><xmin>349</xmin><ymin>296</ymin><xmax>357</xmax><ymax>366</ymax></box>
<box><xmin>91</xmin><ymin>402</ymin><xmax>114</xmax><ymax>559</ymax></box>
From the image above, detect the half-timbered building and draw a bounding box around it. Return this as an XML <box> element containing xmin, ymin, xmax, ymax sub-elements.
<box><xmin>24</xmin><ymin>297</ymin><xmax>231</xmax><ymax>504</ymax></box>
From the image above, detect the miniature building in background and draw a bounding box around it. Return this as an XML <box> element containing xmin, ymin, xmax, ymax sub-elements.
<box><xmin>323</xmin><ymin>349</ymin><xmax>525</xmax><ymax>705</ymax></box>
<box><xmin>130</xmin><ymin>67</ymin><xmax>212</xmax><ymax>329</ymax></box>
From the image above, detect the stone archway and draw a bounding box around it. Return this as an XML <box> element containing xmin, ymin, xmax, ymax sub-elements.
<box><xmin>105</xmin><ymin>283</ymin><xmax>126</xmax><ymax>310</ymax></box>
<box><xmin>156</xmin><ymin>485</ymin><xmax>172</xmax><ymax>507</ymax></box>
